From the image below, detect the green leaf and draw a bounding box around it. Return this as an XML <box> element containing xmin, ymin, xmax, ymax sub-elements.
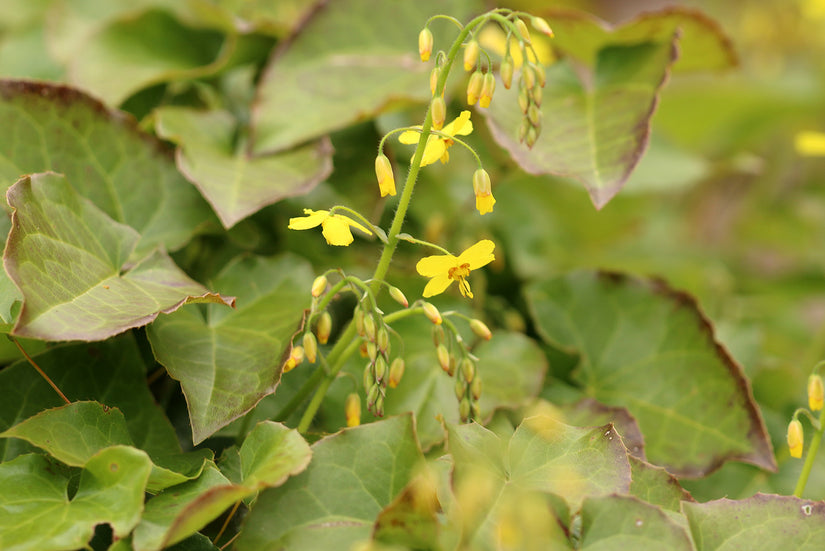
<box><xmin>484</xmin><ymin>39</ymin><xmax>678</xmax><ymax>209</ymax></box>
<box><xmin>373</xmin><ymin>470</ymin><xmax>441</xmax><ymax>549</ymax></box>
<box><xmin>683</xmin><ymin>494</ymin><xmax>825</xmax><ymax>550</ymax></box>
<box><xmin>240</xmin><ymin>421</ymin><xmax>312</xmax><ymax>488</ymax></box>
<box><xmin>580</xmin><ymin>495</ymin><xmax>693</xmax><ymax>550</ymax></box>
<box><xmin>0</xmin><ymin>448</ymin><xmax>152</xmax><ymax>549</ymax></box>
<box><xmin>525</xmin><ymin>270</ymin><xmax>776</xmax><ymax>476</ymax></box>
<box><xmin>235</xmin><ymin>415</ymin><xmax>425</xmax><ymax>551</ymax></box>
<box><xmin>68</xmin><ymin>9</ymin><xmax>232</xmax><ymax>105</ymax></box>
<box><xmin>559</xmin><ymin>397</ymin><xmax>646</xmax><ymax>460</ymax></box>
<box><xmin>0</xmin><ymin>80</ymin><xmax>215</xmax><ymax>255</ymax></box>
<box><xmin>251</xmin><ymin>0</ymin><xmax>480</xmax><ymax>153</ymax></box>
<box><xmin>154</xmin><ymin>107</ymin><xmax>333</xmax><ymax>228</ymax></box>
<box><xmin>4</xmin><ymin>173</ymin><xmax>233</xmax><ymax>341</ymax></box>
<box><xmin>546</xmin><ymin>7</ymin><xmax>737</xmax><ymax>73</ymax></box>
<box><xmin>147</xmin><ymin>254</ymin><xmax>313</xmax><ymax>443</ymax></box>
<box><xmin>446</xmin><ymin>417</ymin><xmax>631</xmax><ymax>548</ymax></box>
<box><xmin>0</xmin><ymin>334</ymin><xmax>179</xmax><ymax>462</ymax></box>
<box><xmin>629</xmin><ymin>456</ymin><xmax>694</xmax><ymax>513</ymax></box>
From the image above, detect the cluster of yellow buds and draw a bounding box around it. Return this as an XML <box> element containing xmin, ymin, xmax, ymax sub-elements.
<box><xmin>284</xmin><ymin>275</ymin><xmax>334</xmax><ymax>373</ymax></box>
<box><xmin>429</xmin><ymin>308</ymin><xmax>493</xmax><ymax>421</ymax></box>
<box><xmin>506</xmin><ymin>16</ymin><xmax>552</xmax><ymax>149</ymax></box>
<box><xmin>786</xmin><ymin>370</ymin><xmax>824</xmax><ymax>459</ymax></box>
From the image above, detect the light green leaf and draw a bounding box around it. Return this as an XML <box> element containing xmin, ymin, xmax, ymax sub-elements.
<box><xmin>0</xmin><ymin>79</ymin><xmax>215</xmax><ymax>255</ymax></box>
<box><xmin>147</xmin><ymin>254</ymin><xmax>313</xmax><ymax>443</ymax></box>
<box><xmin>546</xmin><ymin>7</ymin><xmax>737</xmax><ymax>73</ymax></box>
<box><xmin>629</xmin><ymin>456</ymin><xmax>694</xmax><ymax>513</ymax></box>
<box><xmin>580</xmin><ymin>495</ymin><xmax>693</xmax><ymax>550</ymax></box>
<box><xmin>4</xmin><ymin>173</ymin><xmax>233</xmax><ymax>341</ymax></box>
<box><xmin>526</xmin><ymin>270</ymin><xmax>776</xmax><ymax>477</ymax></box>
<box><xmin>154</xmin><ymin>107</ymin><xmax>333</xmax><ymax>228</ymax></box>
<box><xmin>240</xmin><ymin>421</ymin><xmax>312</xmax><ymax>488</ymax></box>
<box><xmin>252</xmin><ymin>0</ymin><xmax>480</xmax><ymax>153</ymax></box>
<box><xmin>212</xmin><ymin>0</ymin><xmax>319</xmax><ymax>36</ymax></box>
<box><xmin>373</xmin><ymin>469</ymin><xmax>441</xmax><ymax>549</ymax></box>
<box><xmin>68</xmin><ymin>9</ymin><xmax>233</xmax><ymax>105</ymax></box>
<box><xmin>683</xmin><ymin>494</ymin><xmax>825</xmax><ymax>550</ymax></box>
<box><xmin>484</xmin><ymin>39</ymin><xmax>678</xmax><ymax>209</ymax></box>
<box><xmin>0</xmin><ymin>448</ymin><xmax>152</xmax><ymax>550</ymax></box>
<box><xmin>235</xmin><ymin>415</ymin><xmax>424</xmax><ymax>551</ymax></box>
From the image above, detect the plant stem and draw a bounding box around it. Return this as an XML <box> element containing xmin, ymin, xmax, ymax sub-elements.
<box><xmin>12</xmin><ymin>337</ymin><xmax>70</xmax><ymax>405</ymax></box>
<box><xmin>794</xmin><ymin>406</ymin><xmax>825</xmax><ymax>497</ymax></box>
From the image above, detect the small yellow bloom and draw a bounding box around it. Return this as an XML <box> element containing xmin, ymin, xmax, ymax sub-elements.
<box><xmin>288</xmin><ymin>209</ymin><xmax>371</xmax><ymax>246</ymax></box>
<box><xmin>788</xmin><ymin>419</ymin><xmax>804</xmax><ymax>458</ymax></box>
<box><xmin>375</xmin><ymin>154</ymin><xmax>396</xmax><ymax>197</ymax></box>
<box><xmin>809</xmin><ymin>375</ymin><xmax>824</xmax><ymax>411</ymax></box>
<box><xmin>419</xmin><ymin>28</ymin><xmax>433</xmax><ymax>62</ymax></box>
<box><xmin>283</xmin><ymin>345</ymin><xmax>304</xmax><ymax>373</ymax></box>
<box><xmin>796</xmin><ymin>131</ymin><xmax>825</xmax><ymax>156</ymax></box>
<box><xmin>345</xmin><ymin>393</ymin><xmax>361</xmax><ymax>427</ymax></box>
<box><xmin>416</xmin><ymin>240</ymin><xmax>495</xmax><ymax>299</ymax></box>
<box><xmin>473</xmin><ymin>168</ymin><xmax>495</xmax><ymax>215</ymax></box>
<box><xmin>399</xmin><ymin>111</ymin><xmax>473</xmax><ymax>167</ymax></box>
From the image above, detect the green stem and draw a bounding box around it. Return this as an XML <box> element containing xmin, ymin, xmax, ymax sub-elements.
<box><xmin>794</xmin><ymin>406</ymin><xmax>825</xmax><ymax>497</ymax></box>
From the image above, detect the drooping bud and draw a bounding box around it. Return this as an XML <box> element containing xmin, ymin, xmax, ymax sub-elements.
<box><xmin>500</xmin><ymin>57</ymin><xmax>514</xmax><ymax>89</ymax></box>
<box><xmin>448</xmin><ymin>356</ymin><xmax>456</xmax><ymax>377</ymax></box>
<box><xmin>374</xmin><ymin>394</ymin><xmax>385</xmax><ymax>417</ymax></box>
<box><xmin>528</xmin><ymin>104</ymin><xmax>541</xmax><ymax>126</ymax></box>
<box><xmin>523</xmin><ymin>65</ymin><xmax>536</xmax><ymax>91</ymax></box>
<box><xmin>534</xmin><ymin>63</ymin><xmax>546</xmax><ymax>87</ymax></box>
<box><xmin>810</xmin><ymin>375</ymin><xmax>824</xmax><ymax>411</ymax></box>
<box><xmin>525</xmin><ymin>126</ymin><xmax>538</xmax><ymax>149</ymax></box>
<box><xmin>472</xmin><ymin>168</ymin><xmax>495</xmax><ymax>215</ymax></box>
<box><xmin>470</xmin><ymin>319</ymin><xmax>492</xmax><ymax>340</ymax></box>
<box><xmin>419</xmin><ymin>28</ymin><xmax>433</xmax><ymax>62</ymax></box>
<box><xmin>431</xmin><ymin>96</ymin><xmax>446</xmax><ymax>130</ymax></box>
<box><xmin>788</xmin><ymin>419</ymin><xmax>804</xmax><ymax>458</ymax></box>
<box><xmin>422</xmin><ymin>302</ymin><xmax>442</xmax><ymax>325</ymax></box>
<box><xmin>389</xmin><ymin>286</ymin><xmax>409</xmax><ymax>308</ymax></box>
<box><xmin>366</xmin><ymin>341</ymin><xmax>378</xmax><ymax>362</ymax></box>
<box><xmin>388</xmin><ymin>358</ymin><xmax>405</xmax><ymax>388</ymax></box>
<box><xmin>464</xmin><ymin>39</ymin><xmax>480</xmax><ymax>71</ymax></box>
<box><xmin>531</xmin><ymin>82</ymin><xmax>543</xmax><ymax>107</ymax></box>
<box><xmin>367</xmin><ymin>383</ymin><xmax>381</xmax><ymax>407</ymax></box>
<box><xmin>459</xmin><ymin>396</ymin><xmax>471</xmax><ymax>422</ymax></box>
<box><xmin>374</xmin><ymin>355</ymin><xmax>387</xmax><ymax>382</ymax></box>
<box><xmin>283</xmin><ymin>345</ymin><xmax>305</xmax><ymax>373</ymax></box>
<box><xmin>317</xmin><ymin>311</ymin><xmax>332</xmax><ymax>344</ymax></box>
<box><xmin>375</xmin><ymin>154</ymin><xmax>396</xmax><ymax>197</ymax></box>
<box><xmin>432</xmin><ymin>324</ymin><xmax>445</xmax><ymax>346</ymax></box>
<box><xmin>518</xmin><ymin>86</ymin><xmax>530</xmax><ymax>114</ymax></box>
<box><xmin>531</xmin><ymin>16</ymin><xmax>554</xmax><ymax>37</ymax></box>
<box><xmin>359</xmin><ymin>341</ymin><xmax>369</xmax><ymax>358</ymax></box>
<box><xmin>515</xmin><ymin>18</ymin><xmax>531</xmax><ymax>44</ymax></box>
<box><xmin>471</xmin><ymin>374</ymin><xmax>482</xmax><ymax>400</ymax></box>
<box><xmin>311</xmin><ymin>275</ymin><xmax>328</xmax><ymax>297</ymax></box>
<box><xmin>377</xmin><ymin>326</ymin><xmax>390</xmax><ymax>354</ymax></box>
<box><xmin>470</xmin><ymin>402</ymin><xmax>480</xmax><ymax>421</ymax></box>
<box><xmin>460</xmin><ymin>358</ymin><xmax>475</xmax><ymax>384</ymax></box>
<box><xmin>466</xmin><ymin>70</ymin><xmax>483</xmax><ymax>105</ymax></box>
<box><xmin>303</xmin><ymin>332</ymin><xmax>318</xmax><ymax>363</ymax></box>
<box><xmin>455</xmin><ymin>379</ymin><xmax>466</xmax><ymax>400</ymax></box>
<box><xmin>518</xmin><ymin>119</ymin><xmax>530</xmax><ymax>144</ymax></box>
<box><xmin>345</xmin><ymin>393</ymin><xmax>361</xmax><ymax>427</ymax></box>
<box><xmin>354</xmin><ymin>306</ymin><xmax>365</xmax><ymax>337</ymax></box>
<box><xmin>364</xmin><ymin>364</ymin><xmax>375</xmax><ymax>390</ymax></box>
<box><xmin>364</xmin><ymin>314</ymin><xmax>377</xmax><ymax>342</ymax></box>
<box><xmin>437</xmin><ymin>344</ymin><xmax>451</xmax><ymax>373</ymax></box>
<box><xmin>478</xmin><ymin>72</ymin><xmax>496</xmax><ymax>108</ymax></box>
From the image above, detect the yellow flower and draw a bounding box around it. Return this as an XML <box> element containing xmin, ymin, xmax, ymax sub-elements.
<box><xmin>796</xmin><ymin>131</ymin><xmax>825</xmax><ymax>156</ymax></box>
<box><xmin>288</xmin><ymin>209</ymin><xmax>371</xmax><ymax>246</ymax></box>
<box><xmin>399</xmin><ymin>111</ymin><xmax>473</xmax><ymax>167</ymax></box>
<box><xmin>787</xmin><ymin>419</ymin><xmax>804</xmax><ymax>459</ymax></box>
<box><xmin>416</xmin><ymin>240</ymin><xmax>495</xmax><ymax>299</ymax></box>
<box><xmin>472</xmin><ymin>168</ymin><xmax>495</xmax><ymax>215</ymax></box>
<box><xmin>809</xmin><ymin>375</ymin><xmax>824</xmax><ymax>411</ymax></box>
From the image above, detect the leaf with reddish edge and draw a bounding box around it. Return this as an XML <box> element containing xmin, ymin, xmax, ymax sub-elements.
<box><xmin>526</xmin><ymin>270</ymin><xmax>776</xmax><ymax>477</ymax></box>
<box><xmin>484</xmin><ymin>37</ymin><xmax>679</xmax><ymax>209</ymax></box>
<box><xmin>4</xmin><ymin>173</ymin><xmax>233</xmax><ymax>341</ymax></box>
<box><xmin>580</xmin><ymin>495</ymin><xmax>693</xmax><ymax>550</ymax></box>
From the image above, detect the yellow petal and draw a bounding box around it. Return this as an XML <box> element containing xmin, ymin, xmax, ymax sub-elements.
<box><xmin>423</xmin><ymin>274</ymin><xmax>454</xmax><ymax>297</ymax></box>
<box><xmin>288</xmin><ymin>209</ymin><xmax>328</xmax><ymax>230</ymax></box>
<box><xmin>321</xmin><ymin>216</ymin><xmax>354</xmax><ymax>246</ymax></box>
<box><xmin>796</xmin><ymin>131</ymin><xmax>825</xmax><ymax>156</ymax></box>
<box><xmin>442</xmin><ymin>111</ymin><xmax>473</xmax><ymax>137</ymax></box>
<box><xmin>399</xmin><ymin>128</ymin><xmax>423</xmax><ymax>144</ymax></box>
<box><xmin>458</xmin><ymin>240</ymin><xmax>495</xmax><ymax>270</ymax></box>
<box><xmin>420</xmin><ymin>136</ymin><xmax>446</xmax><ymax>167</ymax></box>
<box><xmin>416</xmin><ymin>254</ymin><xmax>456</xmax><ymax>277</ymax></box>
<box><xmin>475</xmin><ymin>192</ymin><xmax>496</xmax><ymax>215</ymax></box>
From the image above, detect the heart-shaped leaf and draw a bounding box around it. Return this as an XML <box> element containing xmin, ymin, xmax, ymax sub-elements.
<box><xmin>580</xmin><ymin>495</ymin><xmax>693</xmax><ymax>550</ymax></box>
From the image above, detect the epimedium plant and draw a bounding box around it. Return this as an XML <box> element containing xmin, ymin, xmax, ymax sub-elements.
<box><xmin>0</xmin><ymin>0</ymin><xmax>822</xmax><ymax>550</ymax></box>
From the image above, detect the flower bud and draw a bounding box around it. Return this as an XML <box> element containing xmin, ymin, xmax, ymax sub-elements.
<box><xmin>466</xmin><ymin>70</ymin><xmax>483</xmax><ymax>105</ymax></box>
<box><xmin>431</xmin><ymin>96</ymin><xmax>446</xmax><ymax>130</ymax></box>
<box><xmin>374</xmin><ymin>355</ymin><xmax>388</xmax><ymax>382</ymax></box>
<box><xmin>518</xmin><ymin>87</ymin><xmax>530</xmax><ymax>114</ymax></box>
<box><xmin>374</xmin><ymin>394</ymin><xmax>385</xmax><ymax>417</ymax></box>
<box><xmin>531</xmin><ymin>82</ymin><xmax>543</xmax><ymax>107</ymax></box>
<box><xmin>375</xmin><ymin>154</ymin><xmax>396</xmax><ymax>197</ymax></box>
<box><xmin>455</xmin><ymin>379</ymin><xmax>466</xmax><ymax>400</ymax></box>
<box><xmin>345</xmin><ymin>393</ymin><xmax>361</xmax><ymax>427</ymax></box>
<box><xmin>419</xmin><ymin>28</ymin><xmax>433</xmax><ymax>62</ymax></box>
<box><xmin>518</xmin><ymin>119</ymin><xmax>530</xmax><ymax>143</ymax></box>
<box><xmin>388</xmin><ymin>358</ymin><xmax>405</xmax><ymax>388</ymax></box>
<box><xmin>389</xmin><ymin>286</ymin><xmax>408</xmax><ymax>308</ymax></box>
<box><xmin>311</xmin><ymin>275</ymin><xmax>328</xmax><ymax>297</ymax></box>
<box><xmin>470</xmin><ymin>319</ymin><xmax>492</xmax><ymax>340</ymax></box>
<box><xmin>470</xmin><ymin>402</ymin><xmax>480</xmax><ymax>420</ymax></box>
<box><xmin>531</xmin><ymin>16</ymin><xmax>554</xmax><ymax>37</ymax></box>
<box><xmin>459</xmin><ymin>397</ymin><xmax>471</xmax><ymax>421</ymax></box>
<box><xmin>460</xmin><ymin>358</ymin><xmax>475</xmax><ymax>384</ymax></box>
<box><xmin>464</xmin><ymin>39</ymin><xmax>480</xmax><ymax>71</ymax></box>
<box><xmin>528</xmin><ymin>104</ymin><xmax>541</xmax><ymax>126</ymax></box>
<box><xmin>364</xmin><ymin>314</ymin><xmax>377</xmax><ymax>342</ymax></box>
<box><xmin>367</xmin><ymin>383</ymin><xmax>381</xmax><ymax>407</ymax></box>
<box><xmin>366</xmin><ymin>341</ymin><xmax>378</xmax><ymax>362</ymax></box>
<box><xmin>429</xmin><ymin>66</ymin><xmax>440</xmax><ymax>96</ymax></box>
<box><xmin>422</xmin><ymin>302</ymin><xmax>442</xmax><ymax>325</ymax></box>
<box><xmin>364</xmin><ymin>364</ymin><xmax>375</xmax><ymax>390</ymax></box>
<box><xmin>534</xmin><ymin>63</ymin><xmax>546</xmax><ymax>87</ymax></box>
<box><xmin>448</xmin><ymin>356</ymin><xmax>456</xmax><ymax>377</ymax></box>
<box><xmin>810</xmin><ymin>375</ymin><xmax>824</xmax><ymax>411</ymax></box>
<box><xmin>377</xmin><ymin>326</ymin><xmax>390</xmax><ymax>353</ymax></box>
<box><xmin>523</xmin><ymin>65</ymin><xmax>536</xmax><ymax>91</ymax></box>
<box><xmin>283</xmin><ymin>345</ymin><xmax>304</xmax><ymax>373</ymax></box>
<box><xmin>303</xmin><ymin>332</ymin><xmax>318</xmax><ymax>363</ymax></box>
<box><xmin>471</xmin><ymin>374</ymin><xmax>482</xmax><ymax>400</ymax></box>
<box><xmin>432</xmin><ymin>324</ymin><xmax>445</xmax><ymax>346</ymax></box>
<box><xmin>525</xmin><ymin>126</ymin><xmax>538</xmax><ymax>149</ymax></box>
<box><xmin>515</xmin><ymin>18</ymin><xmax>531</xmax><ymax>44</ymax></box>
<box><xmin>500</xmin><ymin>57</ymin><xmax>514</xmax><ymax>89</ymax></box>
<box><xmin>472</xmin><ymin>168</ymin><xmax>495</xmax><ymax>215</ymax></box>
<box><xmin>359</xmin><ymin>341</ymin><xmax>369</xmax><ymax>358</ymax></box>
<box><xmin>479</xmin><ymin>73</ymin><xmax>496</xmax><ymax>108</ymax></box>
<box><xmin>437</xmin><ymin>344</ymin><xmax>451</xmax><ymax>373</ymax></box>
<box><xmin>788</xmin><ymin>419</ymin><xmax>804</xmax><ymax>458</ymax></box>
<box><xmin>317</xmin><ymin>311</ymin><xmax>332</xmax><ymax>344</ymax></box>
